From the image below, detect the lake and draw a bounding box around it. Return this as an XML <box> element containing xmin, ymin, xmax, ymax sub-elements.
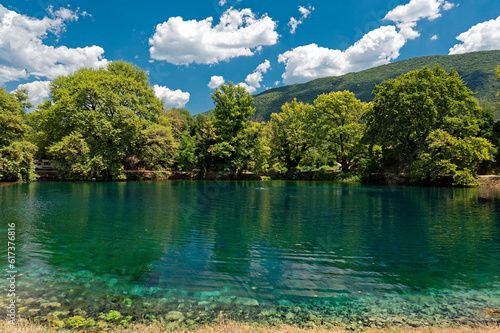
<box><xmin>1</xmin><ymin>181</ymin><xmax>500</xmax><ymax>328</ymax></box>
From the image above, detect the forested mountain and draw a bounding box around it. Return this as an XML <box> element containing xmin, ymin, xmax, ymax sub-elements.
<box><xmin>252</xmin><ymin>50</ymin><xmax>500</xmax><ymax>120</ymax></box>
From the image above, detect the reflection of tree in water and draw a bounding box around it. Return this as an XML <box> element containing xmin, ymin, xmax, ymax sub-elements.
<box><xmin>2</xmin><ymin>181</ymin><xmax>499</xmax><ymax>302</ymax></box>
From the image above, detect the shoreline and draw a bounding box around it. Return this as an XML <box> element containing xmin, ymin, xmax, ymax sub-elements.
<box><xmin>2</xmin><ymin>318</ymin><xmax>500</xmax><ymax>332</ymax></box>
<box><xmin>8</xmin><ymin>171</ymin><xmax>500</xmax><ymax>188</ymax></box>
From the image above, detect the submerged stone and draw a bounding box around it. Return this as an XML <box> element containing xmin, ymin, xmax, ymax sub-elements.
<box><xmin>165</xmin><ymin>311</ymin><xmax>185</xmax><ymax>322</ymax></box>
<box><xmin>40</xmin><ymin>302</ymin><xmax>61</xmax><ymax>309</ymax></box>
<box><xmin>234</xmin><ymin>297</ymin><xmax>259</xmax><ymax>306</ymax></box>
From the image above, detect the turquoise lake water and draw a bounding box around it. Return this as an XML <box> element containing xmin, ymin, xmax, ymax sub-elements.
<box><xmin>1</xmin><ymin>181</ymin><xmax>500</xmax><ymax>327</ymax></box>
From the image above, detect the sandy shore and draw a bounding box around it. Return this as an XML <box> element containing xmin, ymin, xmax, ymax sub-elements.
<box><xmin>2</xmin><ymin>319</ymin><xmax>500</xmax><ymax>333</ymax></box>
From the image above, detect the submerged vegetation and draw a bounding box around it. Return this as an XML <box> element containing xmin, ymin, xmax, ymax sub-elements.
<box><xmin>1</xmin><ymin>59</ymin><xmax>500</xmax><ymax>186</ymax></box>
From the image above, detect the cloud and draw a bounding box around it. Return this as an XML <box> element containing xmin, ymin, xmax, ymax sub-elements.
<box><xmin>278</xmin><ymin>26</ymin><xmax>405</xmax><ymax>84</ymax></box>
<box><xmin>278</xmin><ymin>0</ymin><xmax>455</xmax><ymax>84</ymax></box>
<box><xmin>219</xmin><ymin>0</ymin><xmax>243</xmax><ymax>6</ymax></box>
<box><xmin>153</xmin><ymin>84</ymin><xmax>190</xmax><ymax>108</ymax></box>
<box><xmin>149</xmin><ymin>8</ymin><xmax>278</xmax><ymax>65</ymax></box>
<box><xmin>288</xmin><ymin>5</ymin><xmax>314</xmax><ymax>34</ymax></box>
<box><xmin>384</xmin><ymin>0</ymin><xmax>455</xmax><ymax>39</ymax></box>
<box><xmin>431</xmin><ymin>34</ymin><xmax>438</xmax><ymax>40</ymax></box>
<box><xmin>239</xmin><ymin>59</ymin><xmax>270</xmax><ymax>93</ymax></box>
<box><xmin>208</xmin><ymin>75</ymin><xmax>225</xmax><ymax>89</ymax></box>
<box><xmin>0</xmin><ymin>5</ymin><xmax>108</xmax><ymax>85</ymax></box>
<box><xmin>15</xmin><ymin>81</ymin><xmax>51</xmax><ymax>107</ymax></box>
<box><xmin>449</xmin><ymin>16</ymin><xmax>500</xmax><ymax>54</ymax></box>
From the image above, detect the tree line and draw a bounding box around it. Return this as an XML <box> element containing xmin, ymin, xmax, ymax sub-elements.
<box><xmin>1</xmin><ymin>61</ymin><xmax>499</xmax><ymax>186</ymax></box>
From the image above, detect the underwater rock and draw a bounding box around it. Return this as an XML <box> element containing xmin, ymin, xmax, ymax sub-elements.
<box><xmin>199</xmin><ymin>291</ymin><xmax>221</xmax><ymax>299</ymax></box>
<box><xmin>218</xmin><ymin>296</ymin><xmax>235</xmax><ymax>304</ymax></box>
<box><xmin>40</xmin><ymin>302</ymin><xmax>61</xmax><ymax>309</ymax></box>
<box><xmin>165</xmin><ymin>311</ymin><xmax>185</xmax><ymax>322</ymax></box>
<box><xmin>259</xmin><ymin>309</ymin><xmax>277</xmax><ymax>316</ymax></box>
<box><xmin>28</xmin><ymin>309</ymin><xmax>41</xmax><ymax>315</ymax></box>
<box><xmin>285</xmin><ymin>312</ymin><xmax>295</xmax><ymax>320</ymax></box>
<box><xmin>234</xmin><ymin>297</ymin><xmax>259</xmax><ymax>306</ymax></box>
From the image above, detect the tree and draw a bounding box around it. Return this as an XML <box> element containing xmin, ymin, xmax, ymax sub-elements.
<box><xmin>176</xmin><ymin>131</ymin><xmax>197</xmax><ymax>171</ymax></box>
<box><xmin>365</xmin><ymin>66</ymin><xmax>484</xmax><ymax>164</ymax></box>
<box><xmin>411</xmin><ymin>129</ymin><xmax>496</xmax><ymax>186</ymax></box>
<box><xmin>209</xmin><ymin>82</ymin><xmax>255</xmax><ymax>172</ymax></box>
<box><xmin>30</xmin><ymin>61</ymin><xmax>165</xmax><ymax>180</ymax></box>
<box><xmin>364</xmin><ymin>65</ymin><xmax>493</xmax><ymax>184</ymax></box>
<box><xmin>136</xmin><ymin>124</ymin><xmax>178</xmax><ymax>171</ymax></box>
<box><xmin>266</xmin><ymin>99</ymin><xmax>318</xmax><ymax>171</ymax></box>
<box><xmin>0</xmin><ymin>87</ymin><xmax>37</xmax><ymax>182</ymax></box>
<box><xmin>314</xmin><ymin>91</ymin><xmax>367</xmax><ymax>173</ymax></box>
<box><xmin>163</xmin><ymin>108</ymin><xmax>195</xmax><ymax>138</ymax></box>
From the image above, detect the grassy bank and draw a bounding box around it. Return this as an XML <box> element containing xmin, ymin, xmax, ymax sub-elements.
<box><xmin>2</xmin><ymin>319</ymin><xmax>500</xmax><ymax>333</ymax></box>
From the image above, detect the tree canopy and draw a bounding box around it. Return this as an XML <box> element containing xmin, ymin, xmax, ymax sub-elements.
<box><xmin>314</xmin><ymin>91</ymin><xmax>368</xmax><ymax>173</ymax></box>
<box><xmin>30</xmin><ymin>61</ymin><xmax>166</xmax><ymax>180</ymax></box>
<box><xmin>364</xmin><ymin>65</ymin><xmax>495</xmax><ymax>185</ymax></box>
<box><xmin>0</xmin><ymin>88</ymin><xmax>37</xmax><ymax>181</ymax></box>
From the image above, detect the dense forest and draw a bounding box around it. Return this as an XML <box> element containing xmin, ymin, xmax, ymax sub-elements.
<box><xmin>1</xmin><ymin>61</ymin><xmax>500</xmax><ymax>186</ymax></box>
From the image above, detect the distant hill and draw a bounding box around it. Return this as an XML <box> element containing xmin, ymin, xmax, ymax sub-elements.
<box><xmin>252</xmin><ymin>50</ymin><xmax>500</xmax><ymax>121</ymax></box>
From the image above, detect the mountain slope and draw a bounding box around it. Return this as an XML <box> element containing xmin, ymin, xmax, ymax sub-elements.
<box><xmin>252</xmin><ymin>50</ymin><xmax>500</xmax><ymax>121</ymax></box>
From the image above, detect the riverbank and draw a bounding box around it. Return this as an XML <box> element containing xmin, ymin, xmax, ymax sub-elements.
<box><xmin>1</xmin><ymin>319</ymin><xmax>499</xmax><ymax>333</ymax></box>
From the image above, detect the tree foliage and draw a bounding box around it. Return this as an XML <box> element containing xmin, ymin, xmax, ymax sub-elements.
<box><xmin>364</xmin><ymin>65</ymin><xmax>495</xmax><ymax>184</ymax></box>
<box><xmin>411</xmin><ymin>129</ymin><xmax>495</xmax><ymax>186</ymax></box>
<box><xmin>31</xmin><ymin>61</ymin><xmax>166</xmax><ymax>180</ymax></box>
<box><xmin>0</xmin><ymin>87</ymin><xmax>37</xmax><ymax>182</ymax></box>
<box><xmin>266</xmin><ymin>99</ymin><xmax>318</xmax><ymax>171</ymax></box>
<box><xmin>200</xmin><ymin>82</ymin><xmax>256</xmax><ymax>174</ymax></box>
<box><xmin>314</xmin><ymin>91</ymin><xmax>368</xmax><ymax>172</ymax></box>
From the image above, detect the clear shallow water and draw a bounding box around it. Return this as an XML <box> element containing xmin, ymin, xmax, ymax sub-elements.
<box><xmin>1</xmin><ymin>181</ymin><xmax>500</xmax><ymax>328</ymax></box>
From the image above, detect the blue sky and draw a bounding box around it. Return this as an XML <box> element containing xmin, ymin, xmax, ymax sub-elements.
<box><xmin>1</xmin><ymin>0</ymin><xmax>499</xmax><ymax>114</ymax></box>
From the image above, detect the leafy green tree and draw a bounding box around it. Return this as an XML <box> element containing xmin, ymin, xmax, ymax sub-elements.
<box><xmin>31</xmin><ymin>61</ymin><xmax>165</xmax><ymax>180</ymax></box>
<box><xmin>136</xmin><ymin>124</ymin><xmax>178</xmax><ymax>171</ymax></box>
<box><xmin>365</xmin><ymin>66</ymin><xmax>484</xmax><ymax>163</ymax></box>
<box><xmin>266</xmin><ymin>99</ymin><xmax>318</xmax><ymax>171</ymax></box>
<box><xmin>197</xmin><ymin>118</ymin><xmax>219</xmax><ymax>176</ymax></box>
<box><xmin>176</xmin><ymin>131</ymin><xmax>198</xmax><ymax>171</ymax></box>
<box><xmin>364</xmin><ymin>65</ymin><xmax>493</xmax><ymax>184</ymax></box>
<box><xmin>164</xmin><ymin>108</ymin><xmax>195</xmax><ymax>138</ymax></box>
<box><xmin>209</xmin><ymin>82</ymin><xmax>256</xmax><ymax>172</ymax></box>
<box><xmin>314</xmin><ymin>91</ymin><xmax>367</xmax><ymax>173</ymax></box>
<box><xmin>411</xmin><ymin>129</ymin><xmax>496</xmax><ymax>186</ymax></box>
<box><xmin>46</xmin><ymin>132</ymin><xmax>103</xmax><ymax>181</ymax></box>
<box><xmin>235</xmin><ymin>121</ymin><xmax>267</xmax><ymax>173</ymax></box>
<box><xmin>0</xmin><ymin>87</ymin><xmax>37</xmax><ymax>182</ymax></box>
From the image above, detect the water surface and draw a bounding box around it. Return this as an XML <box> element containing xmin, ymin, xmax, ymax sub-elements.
<box><xmin>1</xmin><ymin>181</ymin><xmax>499</xmax><ymax>327</ymax></box>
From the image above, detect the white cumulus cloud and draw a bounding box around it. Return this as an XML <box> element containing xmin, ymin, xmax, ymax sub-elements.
<box><xmin>449</xmin><ymin>16</ymin><xmax>500</xmax><ymax>54</ymax></box>
<box><xmin>278</xmin><ymin>26</ymin><xmax>405</xmax><ymax>84</ymax></box>
<box><xmin>278</xmin><ymin>0</ymin><xmax>455</xmax><ymax>84</ymax></box>
<box><xmin>149</xmin><ymin>8</ymin><xmax>278</xmax><ymax>65</ymax></box>
<box><xmin>16</xmin><ymin>81</ymin><xmax>51</xmax><ymax>107</ymax></box>
<box><xmin>153</xmin><ymin>85</ymin><xmax>190</xmax><ymax>108</ymax></box>
<box><xmin>0</xmin><ymin>5</ymin><xmax>108</xmax><ymax>85</ymax></box>
<box><xmin>384</xmin><ymin>0</ymin><xmax>455</xmax><ymax>39</ymax></box>
<box><xmin>288</xmin><ymin>5</ymin><xmax>314</xmax><ymax>34</ymax></box>
<box><xmin>239</xmin><ymin>59</ymin><xmax>270</xmax><ymax>93</ymax></box>
<box><xmin>208</xmin><ymin>75</ymin><xmax>225</xmax><ymax>89</ymax></box>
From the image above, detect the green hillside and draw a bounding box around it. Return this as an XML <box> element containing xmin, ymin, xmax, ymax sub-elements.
<box><xmin>252</xmin><ymin>50</ymin><xmax>500</xmax><ymax>121</ymax></box>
